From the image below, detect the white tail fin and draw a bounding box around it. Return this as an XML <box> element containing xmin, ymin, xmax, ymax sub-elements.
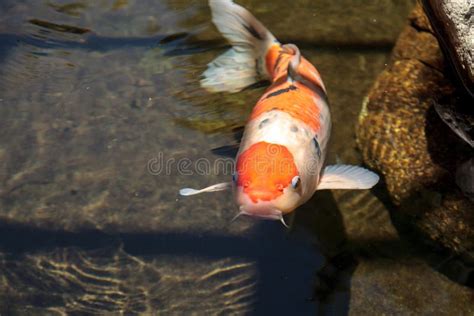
<box><xmin>201</xmin><ymin>0</ymin><xmax>277</xmax><ymax>93</ymax></box>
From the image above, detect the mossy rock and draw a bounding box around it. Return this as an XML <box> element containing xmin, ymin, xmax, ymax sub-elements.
<box><xmin>356</xmin><ymin>4</ymin><xmax>473</xmax><ymax>261</ymax></box>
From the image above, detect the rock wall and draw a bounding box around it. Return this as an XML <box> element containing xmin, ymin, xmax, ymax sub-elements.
<box><xmin>356</xmin><ymin>4</ymin><xmax>473</xmax><ymax>261</ymax></box>
<box><xmin>422</xmin><ymin>0</ymin><xmax>474</xmax><ymax>97</ymax></box>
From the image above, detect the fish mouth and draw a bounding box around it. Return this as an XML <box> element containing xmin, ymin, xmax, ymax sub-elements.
<box><xmin>234</xmin><ymin>206</ymin><xmax>289</xmax><ymax>228</ymax></box>
<box><xmin>237</xmin><ymin>206</ymin><xmax>282</xmax><ymax>220</ymax></box>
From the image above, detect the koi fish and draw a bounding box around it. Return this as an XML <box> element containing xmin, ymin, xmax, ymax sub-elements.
<box><xmin>179</xmin><ymin>0</ymin><xmax>379</xmax><ymax>225</ymax></box>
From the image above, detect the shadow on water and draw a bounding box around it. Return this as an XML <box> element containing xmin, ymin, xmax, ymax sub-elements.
<box><xmin>0</xmin><ymin>190</ymin><xmax>359</xmax><ymax>315</ymax></box>
<box><xmin>0</xmin><ymin>188</ymin><xmax>452</xmax><ymax>314</ymax></box>
<box><xmin>294</xmin><ymin>190</ymin><xmax>355</xmax><ymax>316</ymax></box>
<box><xmin>0</xmin><ymin>221</ymin><xmax>321</xmax><ymax>314</ymax></box>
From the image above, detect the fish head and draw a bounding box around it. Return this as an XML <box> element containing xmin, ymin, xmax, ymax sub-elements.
<box><xmin>233</xmin><ymin>142</ymin><xmax>302</xmax><ymax>220</ymax></box>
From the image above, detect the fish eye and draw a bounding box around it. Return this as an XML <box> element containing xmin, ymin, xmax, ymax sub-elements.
<box><xmin>291</xmin><ymin>176</ymin><xmax>300</xmax><ymax>189</ymax></box>
<box><xmin>232</xmin><ymin>172</ymin><xmax>238</xmax><ymax>183</ymax></box>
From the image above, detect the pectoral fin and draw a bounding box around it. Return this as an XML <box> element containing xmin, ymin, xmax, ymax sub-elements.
<box><xmin>179</xmin><ymin>182</ymin><xmax>232</xmax><ymax>196</ymax></box>
<box><xmin>317</xmin><ymin>165</ymin><xmax>379</xmax><ymax>190</ymax></box>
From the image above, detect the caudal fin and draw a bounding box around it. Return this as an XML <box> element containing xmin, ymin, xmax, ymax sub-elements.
<box><xmin>201</xmin><ymin>0</ymin><xmax>277</xmax><ymax>93</ymax></box>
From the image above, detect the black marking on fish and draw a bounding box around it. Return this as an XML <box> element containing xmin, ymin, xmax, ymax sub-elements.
<box><xmin>266</xmin><ymin>85</ymin><xmax>297</xmax><ymax>99</ymax></box>
<box><xmin>242</xmin><ymin>23</ymin><xmax>263</xmax><ymax>40</ymax></box>
<box><xmin>259</xmin><ymin>118</ymin><xmax>270</xmax><ymax>129</ymax></box>
<box><xmin>313</xmin><ymin>137</ymin><xmax>321</xmax><ymax>159</ymax></box>
<box><xmin>291</xmin><ymin>125</ymin><xmax>298</xmax><ymax>132</ymax></box>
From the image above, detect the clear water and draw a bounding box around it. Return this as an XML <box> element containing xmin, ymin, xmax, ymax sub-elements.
<box><xmin>0</xmin><ymin>0</ymin><xmax>472</xmax><ymax>315</ymax></box>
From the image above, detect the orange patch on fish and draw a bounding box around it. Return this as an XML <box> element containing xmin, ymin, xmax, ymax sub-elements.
<box><xmin>249</xmin><ymin>81</ymin><xmax>322</xmax><ymax>132</ymax></box>
<box><xmin>296</xmin><ymin>59</ymin><xmax>326</xmax><ymax>92</ymax></box>
<box><xmin>265</xmin><ymin>44</ymin><xmax>282</xmax><ymax>77</ymax></box>
<box><xmin>272</xmin><ymin>55</ymin><xmax>325</xmax><ymax>91</ymax></box>
<box><xmin>236</xmin><ymin>142</ymin><xmax>298</xmax><ymax>203</ymax></box>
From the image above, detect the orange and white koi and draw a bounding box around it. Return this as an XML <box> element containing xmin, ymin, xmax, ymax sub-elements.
<box><xmin>180</xmin><ymin>0</ymin><xmax>379</xmax><ymax>225</ymax></box>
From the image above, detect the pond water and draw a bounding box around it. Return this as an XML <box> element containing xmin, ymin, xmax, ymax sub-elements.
<box><xmin>0</xmin><ymin>0</ymin><xmax>472</xmax><ymax>315</ymax></box>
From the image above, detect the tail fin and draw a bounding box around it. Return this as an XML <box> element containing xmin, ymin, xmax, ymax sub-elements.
<box><xmin>201</xmin><ymin>0</ymin><xmax>277</xmax><ymax>93</ymax></box>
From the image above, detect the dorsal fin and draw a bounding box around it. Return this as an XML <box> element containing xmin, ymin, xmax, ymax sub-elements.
<box><xmin>282</xmin><ymin>44</ymin><xmax>301</xmax><ymax>83</ymax></box>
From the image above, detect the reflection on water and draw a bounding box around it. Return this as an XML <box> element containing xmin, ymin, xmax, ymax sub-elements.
<box><xmin>0</xmin><ymin>0</ymin><xmax>472</xmax><ymax>314</ymax></box>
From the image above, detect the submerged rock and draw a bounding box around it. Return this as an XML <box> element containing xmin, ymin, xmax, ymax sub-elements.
<box><xmin>356</xmin><ymin>4</ymin><xmax>474</xmax><ymax>264</ymax></box>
